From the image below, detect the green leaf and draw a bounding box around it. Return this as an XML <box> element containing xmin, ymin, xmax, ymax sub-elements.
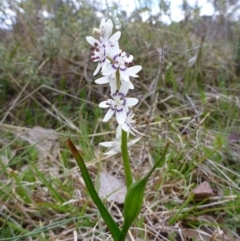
<box><xmin>66</xmin><ymin>139</ymin><xmax>121</xmax><ymax>241</ymax></box>
<box><xmin>119</xmin><ymin>143</ymin><xmax>169</xmax><ymax>241</ymax></box>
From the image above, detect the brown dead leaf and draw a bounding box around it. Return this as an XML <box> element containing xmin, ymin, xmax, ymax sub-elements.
<box><xmin>98</xmin><ymin>170</ymin><xmax>127</xmax><ymax>204</ymax></box>
<box><xmin>21</xmin><ymin>126</ymin><xmax>59</xmax><ymax>159</ymax></box>
<box><xmin>181</xmin><ymin>228</ymin><xmax>212</xmax><ymax>240</ymax></box>
<box><xmin>192</xmin><ymin>181</ymin><xmax>214</xmax><ymax>200</ymax></box>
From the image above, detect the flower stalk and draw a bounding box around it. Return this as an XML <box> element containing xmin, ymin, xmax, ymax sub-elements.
<box><xmin>121</xmin><ymin>129</ymin><xmax>133</xmax><ymax>188</ymax></box>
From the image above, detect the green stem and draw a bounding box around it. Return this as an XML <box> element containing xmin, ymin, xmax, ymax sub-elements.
<box><xmin>66</xmin><ymin>139</ymin><xmax>121</xmax><ymax>241</ymax></box>
<box><xmin>121</xmin><ymin>129</ymin><xmax>133</xmax><ymax>189</ymax></box>
<box><xmin>118</xmin><ymin>224</ymin><xmax>129</xmax><ymax>241</ymax></box>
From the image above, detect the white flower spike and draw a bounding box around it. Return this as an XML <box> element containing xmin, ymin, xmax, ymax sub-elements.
<box><xmin>86</xmin><ymin>18</ymin><xmax>142</xmax><ymax>154</ymax></box>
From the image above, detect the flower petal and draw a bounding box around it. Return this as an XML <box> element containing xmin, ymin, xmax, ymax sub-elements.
<box><xmin>126</xmin><ymin>98</ymin><xmax>139</xmax><ymax>107</ymax></box>
<box><xmin>128</xmin><ymin>138</ymin><xmax>141</xmax><ymax>147</ymax></box>
<box><xmin>103</xmin><ymin>108</ymin><xmax>115</xmax><ymax>122</ymax></box>
<box><xmin>119</xmin><ymin>69</ymin><xmax>130</xmax><ymax>82</ymax></box>
<box><xmin>125</xmin><ymin>54</ymin><xmax>133</xmax><ymax>63</ymax></box>
<box><xmin>127</xmin><ymin>65</ymin><xmax>142</xmax><ymax>77</ymax></box>
<box><xmin>106</xmin><ymin>47</ymin><xmax>119</xmax><ymax>60</ymax></box>
<box><xmin>104</xmin><ymin>147</ymin><xmax>120</xmax><ymax>155</ymax></box>
<box><xmin>101</xmin><ymin>59</ymin><xmax>109</xmax><ymax>71</ymax></box>
<box><xmin>109</xmin><ymin>31</ymin><xmax>121</xmax><ymax>43</ymax></box>
<box><xmin>99</xmin><ymin>141</ymin><xmax>116</xmax><ymax>148</ymax></box>
<box><xmin>86</xmin><ymin>36</ymin><xmax>98</xmax><ymax>46</ymax></box>
<box><xmin>121</xmin><ymin>122</ymin><xmax>130</xmax><ymax>133</ymax></box>
<box><xmin>110</xmin><ymin>79</ymin><xmax>117</xmax><ymax>95</ymax></box>
<box><xmin>102</xmin><ymin>64</ymin><xmax>116</xmax><ymax>76</ymax></box>
<box><xmin>93</xmin><ymin>63</ymin><xmax>101</xmax><ymax>76</ymax></box>
<box><xmin>99</xmin><ymin>100</ymin><xmax>111</xmax><ymax>108</ymax></box>
<box><xmin>119</xmin><ymin>81</ymin><xmax>129</xmax><ymax>95</ymax></box>
<box><xmin>100</xmin><ymin>19</ymin><xmax>113</xmax><ymax>41</ymax></box>
<box><xmin>129</xmin><ymin>80</ymin><xmax>134</xmax><ymax>89</ymax></box>
<box><xmin>116</xmin><ymin>125</ymin><xmax>122</xmax><ymax>141</ymax></box>
<box><xmin>95</xmin><ymin>76</ymin><xmax>110</xmax><ymax>84</ymax></box>
<box><xmin>116</xmin><ymin>110</ymin><xmax>127</xmax><ymax>125</ymax></box>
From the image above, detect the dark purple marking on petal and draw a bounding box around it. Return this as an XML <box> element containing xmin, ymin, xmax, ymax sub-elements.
<box><xmin>91</xmin><ymin>56</ymin><xmax>99</xmax><ymax>61</ymax></box>
<box><xmin>112</xmin><ymin>64</ymin><xmax>118</xmax><ymax>70</ymax></box>
<box><xmin>122</xmin><ymin>99</ymin><xmax>126</xmax><ymax>106</ymax></box>
<box><xmin>120</xmin><ymin>66</ymin><xmax>127</xmax><ymax>71</ymax></box>
<box><xmin>118</xmin><ymin>92</ymin><xmax>125</xmax><ymax>98</ymax></box>
<box><xmin>117</xmin><ymin>108</ymin><xmax>123</xmax><ymax>112</ymax></box>
<box><xmin>100</xmin><ymin>57</ymin><xmax>106</xmax><ymax>63</ymax></box>
<box><xmin>125</xmin><ymin>122</ymin><xmax>130</xmax><ymax>127</ymax></box>
<box><xmin>110</xmin><ymin>106</ymin><xmax>116</xmax><ymax>111</ymax></box>
<box><xmin>113</xmin><ymin>54</ymin><xmax>118</xmax><ymax>61</ymax></box>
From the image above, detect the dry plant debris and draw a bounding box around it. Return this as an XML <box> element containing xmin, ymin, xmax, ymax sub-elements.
<box><xmin>20</xmin><ymin>126</ymin><xmax>59</xmax><ymax>159</ymax></box>
<box><xmin>192</xmin><ymin>181</ymin><xmax>214</xmax><ymax>200</ymax></box>
<box><xmin>98</xmin><ymin>170</ymin><xmax>127</xmax><ymax>204</ymax></box>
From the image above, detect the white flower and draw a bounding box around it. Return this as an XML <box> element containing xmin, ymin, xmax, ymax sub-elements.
<box><xmin>102</xmin><ymin>51</ymin><xmax>142</xmax><ymax>82</ymax></box>
<box><xmin>119</xmin><ymin>111</ymin><xmax>144</xmax><ymax>136</ymax></box>
<box><xmin>92</xmin><ymin>18</ymin><xmax>113</xmax><ymax>40</ymax></box>
<box><xmin>98</xmin><ymin>18</ymin><xmax>121</xmax><ymax>51</ymax></box>
<box><xmin>86</xmin><ymin>18</ymin><xmax>122</xmax><ymax>75</ymax></box>
<box><xmin>86</xmin><ymin>34</ymin><xmax>121</xmax><ymax>75</ymax></box>
<box><xmin>121</xmin><ymin>111</ymin><xmax>137</xmax><ymax>135</ymax></box>
<box><xmin>86</xmin><ymin>37</ymin><xmax>108</xmax><ymax>75</ymax></box>
<box><xmin>99</xmin><ymin>125</ymin><xmax>141</xmax><ymax>155</ymax></box>
<box><xmin>100</xmin><ymin>18</ymin><xmax>113</xmax><ymax>41</ymax></box>
<box><xmin>99</xmin><ymin>82</ymin><xmax>138</xmax><ymax>125</ymax></box>
<box><xmin>95</xmin><ymin>73</ymin><xmax>135</xmax><ymax>90</ymax></box>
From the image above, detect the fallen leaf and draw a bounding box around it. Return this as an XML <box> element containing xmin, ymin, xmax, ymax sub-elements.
<box><xmin>192</xmin><ymin>181</ymin><xmax>214</xmax><ymax>200</ymax></box>
<box><xmin>181</xmin><ymin>228</ymin><xmax>211</xmax><ymax>240</ymax></box>
<box><xmin>98</xmin><ymin>170</ymin><xmax>127</xmax><ymax>204</ymax></box>
<box><xmin>21</xmin><ymin>126</ymin><xmax>59</xmax><ymax>159</ymax></box>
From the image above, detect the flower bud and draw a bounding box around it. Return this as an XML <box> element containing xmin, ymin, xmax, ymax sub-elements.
<box><xmin>92</xmin><ymin>28</ymin><xmax>100</xmax><ymax>37</ymax></box>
